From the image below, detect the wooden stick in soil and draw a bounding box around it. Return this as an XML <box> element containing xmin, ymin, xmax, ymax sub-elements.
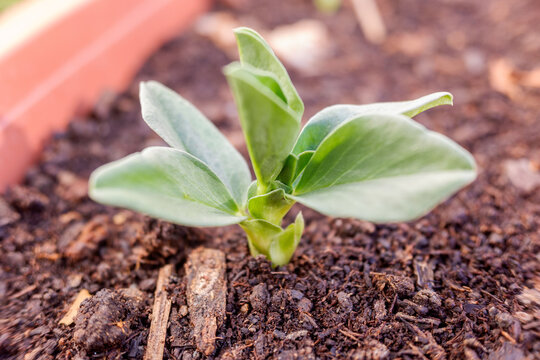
<box><xmin>351</xmin><ymin>0</ymin><xmax>387</xmax><ymax>44</ymax></box>
<box><xmin>185</xmin><ymin>247</ymin><xmax>227</xmax><ymax>356</ymax></box>
<box><xmin>144</xmin><ymin>264</ymin><xmax>174</xmax><ymax>360</ymax></box>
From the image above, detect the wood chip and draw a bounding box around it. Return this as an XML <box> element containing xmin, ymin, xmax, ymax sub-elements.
<box><xmin>351</xmin><ymin>0</ymin><xmax>387</xmax><ymax>44</ymax></box>
<box><xmin>414</xmin><ymin>258</ymin><xmax>434</xmax><ymax>289</ymax></box>
<box><xmin>59</xmin><ymin>289</ymin><xmax>91</xmax><ymax>326</ymax></box>
<box><xmin>185</xmin><ymin>247</ymin><xmax>227</xmax><ymax>356</ymax></box>
<box><xmin>504</xmin><ymin>159</ymin><xmax>540</xmax><ymax>193</ymax></box>
<box><xmin>144</xmin><ymin>264</ymin><xmax>174</xmax><ymax>360</ymax></box>
<box><xmin>63</xmin><ymin>215</ymin><xmax>109</xmax><ymax>261</ymax></box>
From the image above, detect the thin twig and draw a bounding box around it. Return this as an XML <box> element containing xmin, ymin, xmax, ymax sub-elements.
<box><xmin>351</xmin><ymin>0</ymin><xmax>387</xmax><ymax>44</ymax></box>
<box><xmin>144</xmin><ymin>264</ymin><xmax>174</xmax><ymax>360</ymax></box>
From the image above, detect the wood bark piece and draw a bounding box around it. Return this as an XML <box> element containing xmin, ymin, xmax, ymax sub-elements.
<box><xmin>144</xmin><ymin>264</ymin><xmax>174</xmax><ymax>360</ymax></box>
<box><xmin>185</xmin><ymin>247</ymin><xmax>227</xmax><ymax>356</ymax></box>
<box><xmin>351</xmin><ymin>0</ymin><xmax>387</xmax><ymax>44</ymax></box>
<box><xmin>59</xmin><ymin>289</ymin><xmax>91</xmax><ymax>326</ymax></box>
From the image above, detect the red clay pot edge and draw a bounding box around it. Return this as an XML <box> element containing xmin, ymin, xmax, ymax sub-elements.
<box><xmin>0</xmin><ymin>0</ymin><xmax>212</xmax><ymax>191</ymax></box>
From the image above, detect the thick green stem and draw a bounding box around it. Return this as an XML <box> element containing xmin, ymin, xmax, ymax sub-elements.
<box><xmin>241</xmin><ymin>180</ymin><xmax>305</xmax><ymax>266</ymax></box>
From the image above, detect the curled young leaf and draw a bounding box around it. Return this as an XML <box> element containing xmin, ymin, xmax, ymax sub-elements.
<box><xmin>290</xmin><ymin>113</ymin><xmax>476</xmax><ymax>222</ymax></box>
<box><xmin>248</xmin><ymin>188</ymin><xmax>294</xmax><ymax>225</ymax></box>
<box><xmin>89</xmin><ymin>147</ymin><xmax>246</xmax><ymax>227</ymax></box>
<box><xmin>234</xmin><ymin>27</ymin><xmax>304</xmax><ymax>116</ymax></box>
<box><xmin>292</xmin><ymin>92</ymin><xmax>453</xmax><ymax>156</ymax></box>
<box><xmin>269</xmin><ymin>212</ymin><xmax>304</xmax><ymax>266</ymax></box>
<box><xmin>276</xmin><ymin>154</ymin><xmax>298</xmax><ymax>186</ymax></box>
<box><xmin>240</xmin><ymin>219</ymin><xmax>282</xmax><ymax>257</ymax></box>
<box><xmin>240</xmin><ymin>212</ymin><xmax>304</xmax><ymax>266</ymax></box>
<box><xmin>224</xmin><ymin>63</ymin><xmax>300</xmax><ymax>188</ymax></box>
<box><xmin>140</xmin><ymin>81</ymin><xmax>251</xmax><ymax>206</ymax></box>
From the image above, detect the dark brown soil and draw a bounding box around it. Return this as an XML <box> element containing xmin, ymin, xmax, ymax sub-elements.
<box><xmin>1</xmin><ymin>0</ymin><xmax>539</xmax><ymax>359</ymax></box>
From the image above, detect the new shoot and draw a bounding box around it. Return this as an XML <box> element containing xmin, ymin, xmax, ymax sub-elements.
<box><xmin>89</xmin><ymin>27</ymin><xmax>476</xmax><ymax>266</ymax></box>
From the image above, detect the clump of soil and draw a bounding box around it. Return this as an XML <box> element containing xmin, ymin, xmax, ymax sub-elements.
<box><xmin>73</xmin><ymin>288</ymin><xmax>146</xmax><ymax>352</ymax></box>
<box><xmin>1</xmin><ymin>0</ymin><xmax>539</xmax><ymax>359</ymax></box>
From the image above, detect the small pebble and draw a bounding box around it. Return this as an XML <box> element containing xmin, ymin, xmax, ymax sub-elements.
<box><xmin>179</xmin><ymin>305</ymin><xmax>188</xmax><ymax>318</ymax></box>
<box><xmin>250</xmin><ymin>283</ymin><xmax>269</xmax><ymax>312</ymax></box>
<box><xmin>337</xmin><ymin>291</ymin><xmax>352</xmax><ymax>311</ymax></box>
<box><xmin>297</xmin><ymin>297</ymin><xmax>313</xmax><ymax>312</ymax></box>
<box><xmin>273</xmin><ymin>330</ymin><xmax>286</xmax><ymax>340</ymax></box>
<box><xmin>289</xmin><ymin>290</ymin><xmax>304</xmax><ymax>300</ymax></box>
<box><xmin>286</xmin><ymin>330</ymin><xmax>308</xmax><ymax>340</ymax></box>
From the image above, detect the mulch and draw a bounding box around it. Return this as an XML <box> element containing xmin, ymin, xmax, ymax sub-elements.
<box><xmin>0</xmin><ymin>0</ymin><xmax>539</xmax><ymax>359</ymax></box>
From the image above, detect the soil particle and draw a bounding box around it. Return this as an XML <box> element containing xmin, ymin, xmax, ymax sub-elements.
<box><xmin>375</xmin><ymin>274</ymin><xmax>415</xmax><ymax>297</ymax></box>
<box><xmin>4</xmin><ymin>185</ymin><xmax>49</xmax><ymax>211</ymax></box>
<box><xmin>62</xmin><ymin>215</ymin><xmax>109</xmax><ymax>261</ymax></box>
<box><xmin>349</xmin><ymin>340</ymin><xmax>390</xmax><ymax>360</ymax></box>
<box><xmin>0</xmin><ymin>197</ymin><xmax>20</xmax><ymax>227</ymax></box>
<box><xmin>413</xmin><ymin>288</ymin><xmax>442</xmax><ymax>309</ymax></box>
<box><xmin>297</xmin><ymin>297</ymin><xmax>313</xmax><ymax>313</ymax></box>
<box><xmin>249</xmin><ymin>283</ymin><xmax>269</xmax><ymax>312</ymax></box>
<box><xmin>72</xmin><ymin>288</ymin><xmax>145</xmax><ymax>352</ymax></box>
<box><xmin>488</xmin><ymin>342</ymin><xmax>525</xmax><ymax>360</ymax></box>
<box><xmin>373</xmin><ymin>298</ymin><xmax>387</xmax><ymax>320</ymax></box>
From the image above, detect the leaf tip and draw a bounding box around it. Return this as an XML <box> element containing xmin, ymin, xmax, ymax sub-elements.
<box><xmin>441</xmin><ymin>91</ymin><xmax>454</xmax><ymax>106</ymax></box>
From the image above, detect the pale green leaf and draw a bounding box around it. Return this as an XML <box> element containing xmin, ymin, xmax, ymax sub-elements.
<box><xmin>240</xmin><ymin>219</ymin><xmax>281</xmax><ymax>256</ymax></box>
<box><xmin>139</xmin><ymin>81</ymin><xmax>251</xmax><ymax>205</ymax></box>
<box><xmin>248</xmin><ymin>188</ymin><xmax>294</xmax><ymax>225</ymax></box>
<box><xmin>290</xmin><ymin>113</ymin><xmax>476</xmax><ymax>222</ymax></box>
<box><xmin>293</xmin><ymin>150</ymin><xmax>315</xmax><ymax>183</ymax></box>
<box><xmin>276</xmin><ymin>154</ymin><xmax>298</xmax><ymax>185</ymax></box>
<box><xmin>224</xmin><ymin>63</ymin><xmax>300</xmax><ymax>187</ymax></box>
<box><xmin>269</xmin><ymin>212</ymin><xmax>304</xmax><ymax>266</ymax></box>
<box><xmin>89</xmin><ymin>147</ymin><xmax>246</xmax><ymax>227</ymax></box>
<box><xmin>292</xmin><ymin>92</ymin><xmax>453</xmax><ymax>155</ymax></box>
<box><xmin>234</xmin><ymin>27</ymin><xmax>304</xmax><ymax>115</ymax></box>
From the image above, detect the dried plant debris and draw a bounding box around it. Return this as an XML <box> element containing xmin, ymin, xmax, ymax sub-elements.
<box><xmin>185</xmin><ymin>248</ymin><xmax>227</xmax><ymax>356</ymax></box>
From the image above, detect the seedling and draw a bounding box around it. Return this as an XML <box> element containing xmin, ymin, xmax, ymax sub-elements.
<box><xmin>89</xmin><ymin>27</ymin><xmax>476</xmax><ymax>266</ymax></box>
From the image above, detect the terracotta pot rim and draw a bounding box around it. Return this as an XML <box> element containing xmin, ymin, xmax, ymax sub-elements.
<box><xmin>0</xmin><ymin>0</ymin><xmax>212</xmax><ymax>192</ymax></box>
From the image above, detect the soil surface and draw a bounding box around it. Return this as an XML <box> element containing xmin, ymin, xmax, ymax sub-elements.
<box><xmin>1</xmin><ymin>0</ymin><xmax>539</xmax><ymax>359</ymax></box>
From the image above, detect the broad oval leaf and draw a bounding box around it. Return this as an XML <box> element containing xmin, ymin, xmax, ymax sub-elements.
<box><xmin>292</xmin><ymin>92</ymin><xmax>453</xmax><ymax>155</ymax></box>
<box><xmin>290</xmin><ymin>113</ymin><xmax>476</xmax><ymax>222</ymax></box>
<box><xmin>140</xmin><ymin>81</ymin><xmax>251</xmax><ymax>206</ymax></box>
<box><xmin>89</xmin><ymin>147</ymin><xmax>246</xmax><ymax>227</ymax></box>
<box><xmin>234</xmin><ymin>27</ymin><xmax>304</xmax><ymax>116</ymax></box>
<box><xmin>224</xmin><ymin>63</ymin><xmax>300</xmax><ymax>187</ymax></box>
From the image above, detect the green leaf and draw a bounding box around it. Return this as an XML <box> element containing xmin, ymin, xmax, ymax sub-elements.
<box><xmin>139</xmin><ymin>81</ymin><xmax>251</xmax><ymax>206</ymax></box>
<box><xmin>276</xmin><ymin>154</ymin><xmax>298</xmax><ymax>185</ymax></box>
<box><xmin>89</xmin><ymin>147</ymin><xmax>246</xmax><ymax>227</ymax></box>
<box><xmin>240</xmin><ymin>212</ymin><xmax>304</xmax><ymax>266</ymax></box>
<box><xmin>234</xmin><ymin>27</ymin><xmax>304</xmax><ymax>116</ymax></box>
<box><xmin>240</xmin><ymin>219</ymin><xmax>281</xmax><ymax>257</ymax></box>
<box><xmin>293</xmin><ymin>150</ymin><xmax>315</xmax><ymax>183</ymax></box>
<box><xmin>224</xmin><ymin>63</ymin><xmax>300</xmax><ymax>187</ymax></box>
<box><xmin>292</xmin><ymin>92</ymin><xmax>453</xmax><ymax>155</ymax></box>
<box><xmin>290</xmin><ymin>113</ymin><xmax>476</xmax><ymax>222</ymax></box>
<box><xmin>269</xmin><ymin>212</ymin><xmax>304</xmax><ymax>266</ymax></box>
<box><xmin>248</xmin><ymin>188</ymin><xmax>294</xmax><ymax>225</ymax></box>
